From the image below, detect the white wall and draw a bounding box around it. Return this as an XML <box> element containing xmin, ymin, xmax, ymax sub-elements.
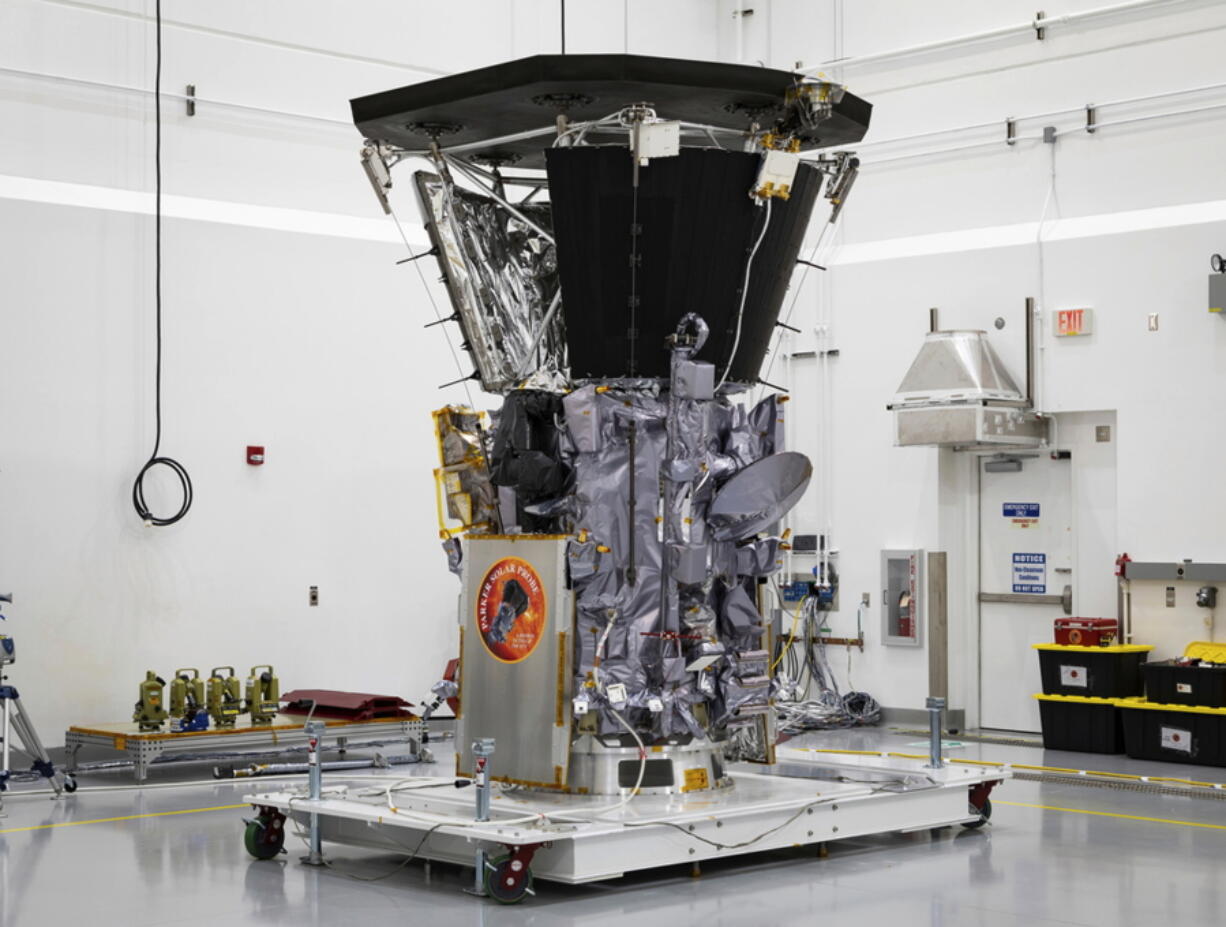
<box><xmin>5</xmin><ymin>0</ymin><xmax>1226</xmax><ymax>740</ymax></box>
<box><xmin>751</xmin><ymin>0</ymin><xmax>1226</xmax><ymax>722</ymax></box>
<box><xmin>0</xmin><ymin>0</ymin><xmax>719</xmax><ymax>741</ymax></box>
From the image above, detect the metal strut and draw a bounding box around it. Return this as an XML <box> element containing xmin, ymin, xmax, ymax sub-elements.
<box><xmin>1</xmin><ymin>686</ymin><xmax>74</xmax><ymax>813</ymax></box>
<box><xmin>1</xmin><ymin>592</ymin><xmax>75</xmax><ymax>813</ymax></box>
<box><xmin>626</xmin><ymin>419</ymin><xmax>638</xmax><ymax>586</ymax></box>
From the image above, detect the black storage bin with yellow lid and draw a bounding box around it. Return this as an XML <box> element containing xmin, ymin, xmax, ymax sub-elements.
<box><xmin>1034</xmin><ymin>694</ymin><xmax>1125</xmax><ymax>754</ymax></box>
<box><xmin>1117</xmin><ymin>698</ymin><xmax>1226</xmax><ymax>767</ymax></box>
<box><xmin>1140</xmin><ymin>642</ymin><xmax>1226</xmax><ymax>709</ymax></box>
<box><xmin>1034</xmin><ymin>643</ymin><xmax>1151</xmax><ymax>698</ymax></box>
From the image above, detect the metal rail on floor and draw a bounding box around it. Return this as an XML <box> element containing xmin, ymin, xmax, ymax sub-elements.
<box><xmin>794</xmin><ymin>748</ymin><xmax>1226</xmax><ymax>799</ymax></box>
<box><xmin>891</xmin><ymin>727</ymin><xmax>1044</xmax><ymax>748</ymax></box>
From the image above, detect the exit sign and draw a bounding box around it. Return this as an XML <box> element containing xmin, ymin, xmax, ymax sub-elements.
<box><xmin>1054</xmin><ymin>307</ymin><xmax>1093</xmax><ymax>337</ymax></box>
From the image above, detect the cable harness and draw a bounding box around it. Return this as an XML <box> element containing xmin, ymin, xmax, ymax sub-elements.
<box><xmin>772</xmin><ymin>594</ymin><xmax>881</xmax><ymax>732</ymax></box>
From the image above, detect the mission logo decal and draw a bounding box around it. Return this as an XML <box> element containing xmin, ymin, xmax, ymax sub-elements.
<box><xmin>475</xmin><ymin>557</ymin><xmax>547</xmax><ymax>663</ymax></box>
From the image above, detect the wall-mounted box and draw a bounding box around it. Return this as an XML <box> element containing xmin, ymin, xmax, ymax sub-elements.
<box><xmin>1210</xmin><ymin>274</ymin><xmax>1226</xmax><ymax>315</ymax></box>
<box><xmin>882</xmin><ymin>549</ymin><xmax>923</xmax><ymax>647</ymax></box>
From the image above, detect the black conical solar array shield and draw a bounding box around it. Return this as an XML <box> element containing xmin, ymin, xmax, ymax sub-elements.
<box><xmin>546</xmin><ymin>147</ymin><xmax>822</xmax><ymax>383</ymax></box>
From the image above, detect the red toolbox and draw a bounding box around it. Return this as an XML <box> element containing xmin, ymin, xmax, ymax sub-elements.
<box><xmin>1054</xmin><ymin>618</ymin><xmax>1118</xmax><ymax>647</ymax></box>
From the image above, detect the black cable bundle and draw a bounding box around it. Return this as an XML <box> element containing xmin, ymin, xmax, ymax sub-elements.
<box><xmin>131</xmin><ymin>0</ymin><xmax>192</xmax><ymax>527</ymax></box>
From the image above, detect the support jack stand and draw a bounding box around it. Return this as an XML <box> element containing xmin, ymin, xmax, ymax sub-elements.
<box><xmin>1</xmin><ymin>593</ymin><xmax>77</xmax><ymax>816</ymax></box>
<box><xmin>300</xmin><ymin>718</ymin><xmax>327</xmax><ymax>867</ymax></box>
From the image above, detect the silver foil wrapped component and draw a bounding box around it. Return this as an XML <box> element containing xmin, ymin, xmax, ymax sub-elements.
<box><xmin>719</xmin><ymin>674</ymin><xmax>772</xmax><ymax>723</ymax></box>
<box><xmin>558</xmin><ymin>367</ymin><xmax>809</xmax><ymax>737</ymax></box>
<box><xmin>721</xmin><ymin>584</ymin><xmax>767</xmax><ymax>650</ymax></box>
<box><xmin>733</xmin><ymin>649</ymin><xmax>770</xmax><ymax>678</ymax></box>
<box><xmin>561</xmin><ymin>385</ymin><xmax>604</xmax><ymax>453</ymax></box>
<box><xmin>671</xmin><ymin>695</ymin><xmax>709</xmax><ymax>739</ymax></box>
<box><xmin>735</xmin><ymin>536</ymin><xmax>783</xmax><ymax>577</ymax></box>
<box><xmin>459</xmin><ymin>313</ymin><xmax>810</xmax><ymax>742</ymax></box>
<box><xmin>726</xmin><ymin>394</ymin><xmax>786</xmax><ymax>467</ymax></box>
<box><xmin>566</xmin><ymin>536</ymin><xmax>606</xmax><ymax>579</ymax></box>
<box><xmin>414</xmin><ymin>172</ymin><xmax>563</xmax><ymax>393</ymax></box>
<box><xmin>681</xmin><ymin>601</ymin><xmax>718</xmax><ymax>638</ymax></box>
<box><xmin>442</xmin><ymin>537</ymin><xmax>463</xmax><ymax>575</ymax></box>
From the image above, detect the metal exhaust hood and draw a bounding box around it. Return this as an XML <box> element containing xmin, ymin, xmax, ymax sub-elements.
<box><xmin>887</xmin><ymin>329</ymin><xmax>1047</xmax><ymax>449</ymax></box>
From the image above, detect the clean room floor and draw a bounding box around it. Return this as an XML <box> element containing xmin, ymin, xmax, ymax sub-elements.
<box><xmin>2</xmin><ymin>727</ymin><xmax>1224</xmax><ymax>927</ymax></box>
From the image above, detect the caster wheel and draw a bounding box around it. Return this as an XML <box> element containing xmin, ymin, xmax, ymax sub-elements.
<box><xmin>244</xmin><ymin>814</ymin><xmax>286</xmax><ymax>859</ymax></box>
<box><xmin>484</xmin><ymin>854</ymin><xmax>533</xmax><ymax>904</ymax></box>
<box><xmin>63</xmin><ymin>776</ymin><xmax>78</xmax><ymax>794</ymax></box>
<box><xmin>963</xmin><ymin>797</ymin><xmax>992</xmax><ymax>829</ymax></box>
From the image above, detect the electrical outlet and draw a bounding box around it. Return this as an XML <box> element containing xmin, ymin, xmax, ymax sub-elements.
<box><xmin>861</xmin><ymin>592</ymin><xmax>871</xmax><ymax>607</ymax></box>
<box><xmin>1147</xmin><ymin>313</ymin><xmax>1159</xmax><ymax>331</ymax></box>
<box><xmin>309</xmin><ymin>586</ymin><xmax>319</xmax><ymax>606</ymax></box>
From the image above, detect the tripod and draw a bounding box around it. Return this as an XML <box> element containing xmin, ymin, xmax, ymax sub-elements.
<box><xmin>0</xmin><ymin>593</ymin><xmax>77</xmax><ymax>816</ymax></box>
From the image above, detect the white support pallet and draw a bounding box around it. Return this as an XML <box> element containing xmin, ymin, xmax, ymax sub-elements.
<box><xmin>245</xmin><ymin>751</ymin><xmax>1007</xmax><ymax>890</ymax></box>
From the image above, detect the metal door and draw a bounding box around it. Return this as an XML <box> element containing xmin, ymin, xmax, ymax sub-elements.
<box><xmin>979</xmin><ymin>455</ymin><xmax>1072</xmax><ymax>732</ymax></box>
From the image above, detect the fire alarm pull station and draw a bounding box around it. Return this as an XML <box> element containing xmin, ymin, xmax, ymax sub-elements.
<box><xmin>247</xmin><ymin>446</ymin><xmax>265</xmax><ymax>466</ymax></box>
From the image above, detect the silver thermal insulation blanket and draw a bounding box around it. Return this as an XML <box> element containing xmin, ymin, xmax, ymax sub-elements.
<box><xmin>414</xmin><ymin>172</ymin><xmax>564</xmax><ymax>393</ymax></box>
<box><xmin>560</xmin><ymin>384</ymin><xmax>798</xmax><ymax>739</ymax></box>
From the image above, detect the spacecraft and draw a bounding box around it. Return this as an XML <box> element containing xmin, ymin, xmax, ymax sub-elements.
<box><xmin>356</xmin><ymin>53</ymin><xmax>869</xmax><ymax>793</ymax></box>
<box><xmin>244</xmin><ymin>54</ymin><xmax>1006</xmax><ymax>901</ymax></box>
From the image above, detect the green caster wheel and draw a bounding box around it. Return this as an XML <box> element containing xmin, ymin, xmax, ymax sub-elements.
<box><xmin>244</xmin><ymin>813</ymin><xmax>286</xmax><ymax>859</ymax></box>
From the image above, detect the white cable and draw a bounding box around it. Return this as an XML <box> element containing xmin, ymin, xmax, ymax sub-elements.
<box><xmin>716</xmin><ymin>198</ymin><xmax>774</xmax><ymax>391</ymax></box>
<box><xmin>591</xmin><ymin>617</ymin><xmax>616</xmax><ymax>693</ymax></box>
<box><xmin>575</xmin><ymin>612</ymin><xmax>648</xmax><ymax>820</ymax></box>
<box><xmin>571</xmin><ymin>704</ymin><xmax>647</xmax><ymax>820</ymax></box>
<box><xmin>381</xmin><ymin>776</ymin><xmax>545</xmax><ymax>829</ymax></box>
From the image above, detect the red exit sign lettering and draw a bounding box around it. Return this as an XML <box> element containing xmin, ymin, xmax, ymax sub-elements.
<box><xmin>1054</xmin><ymin>307</ymin><xmax>1093</xmax><ymax>337</ymax></box>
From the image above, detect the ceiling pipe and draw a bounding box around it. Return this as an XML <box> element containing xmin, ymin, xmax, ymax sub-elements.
<box><xmin>1025</xmin><ymin>296</ymin><xmax>1036</xmax><ymax>411</ymax></box>
<box><xmin>811</xmin><ymin>0</ymin><xmax>1193</xmax><ymax>71</ymax></box>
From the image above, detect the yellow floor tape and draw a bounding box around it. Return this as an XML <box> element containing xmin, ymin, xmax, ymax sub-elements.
<box><xmin>0</xmin><ymin>803</ymin><xmax>245</xmax><ymax>835</ymax></box>
<box><xmin>995</xmin><ymin>800</ymin><xmax>1226</xmax><ymax>831</ymax></box>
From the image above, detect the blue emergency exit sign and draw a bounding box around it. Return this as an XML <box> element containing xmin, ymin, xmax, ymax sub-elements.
<box><xmin>1003</xmin><ymin>503</ymin><xmax>1040</xmax><ymax>518</ymax></box>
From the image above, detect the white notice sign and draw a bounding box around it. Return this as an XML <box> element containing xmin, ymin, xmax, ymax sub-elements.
<box><xmin>1160</xmin><ymin>726</ymin><xmax>1193</xmax><ymax>754</ymax></box>
<box><xmin>1012</xmin><ymin>553</ymin><xmax>1047</xmax><ymax>594</ymax></box>
<box><xmin>1059</xmin><ymin>665</ymin><xmax>1088</xmax><ymax>688</ymax></box>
